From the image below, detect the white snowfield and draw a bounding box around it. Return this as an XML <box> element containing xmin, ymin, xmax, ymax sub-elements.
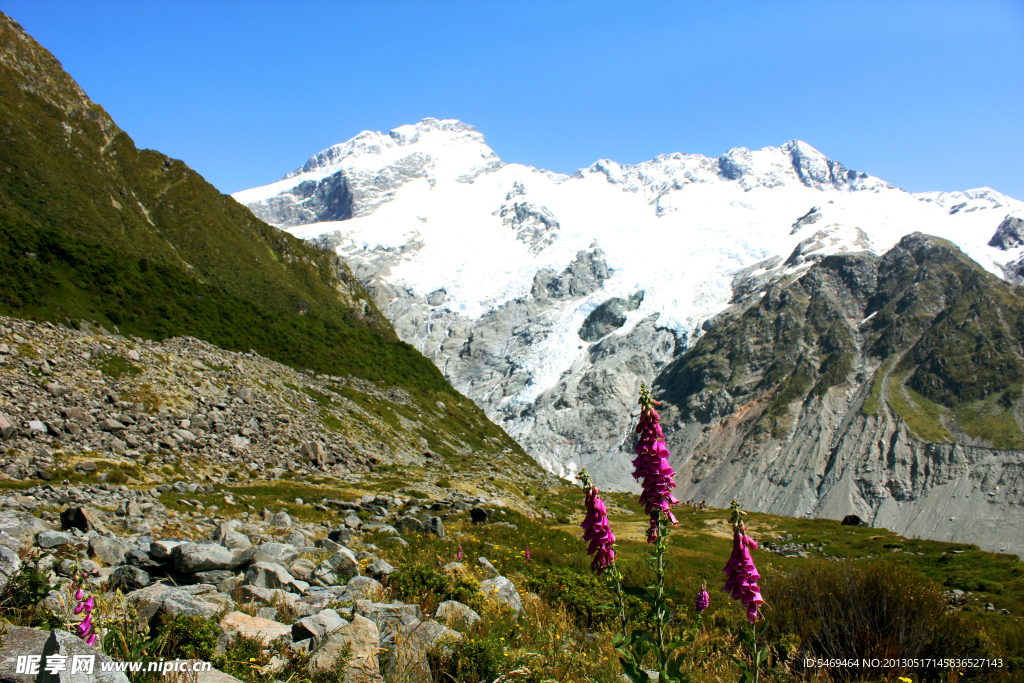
<box><xmin>234</xmin><ymin>118</ymin><xmax>1024</xmax><ymax>404</ymax></box>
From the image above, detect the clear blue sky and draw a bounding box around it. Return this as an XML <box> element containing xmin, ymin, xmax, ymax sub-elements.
<box><xmin>4</xmin><ymin>1</ymin><xmax>1023</xmax><ymax>199</ymax></box>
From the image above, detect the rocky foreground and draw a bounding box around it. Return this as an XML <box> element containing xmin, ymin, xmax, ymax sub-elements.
<box><xmin>0</xmin><ymin>487</ymin><xmax>524</xmax><ymax>683</ymax></box>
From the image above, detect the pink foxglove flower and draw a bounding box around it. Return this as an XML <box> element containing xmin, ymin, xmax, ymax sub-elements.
<box><xmin>457</xmin><ymin>545</ymin><xmax>462</xmax><ymax>560</ymax></box>
<box><xmin>581</xmin><ymin>486</ymin><xmax>616</xmax><ymax>574</ymax></box>
<box><xmin>696</xmin><ymin>583</ymin><xmax>710</xmax><ymax>614</ymax></box>
<box><xmin>723</xmin><ymin>526</ymin><xmax>763</xmax><ymax>623</ymax></box>
<box><xmin>73</xmin><ymin>572</ymin><xmax>97</xmax><ymax>646</ymax></box>
<box><xmin>525</xmin><ymin>546</ymin><xmax>531</xmax><ymax>561</ymax></box>
<box><xmin>632</xmin><ymin>386</ymin><xmax>680</xmax><ymax>541</ymax></box>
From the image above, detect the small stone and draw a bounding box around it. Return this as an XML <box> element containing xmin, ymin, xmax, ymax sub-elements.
<box><xmin>37</xmin><ymin>530</ymin><xmax>73</xmax><ymax>549</ymax></box>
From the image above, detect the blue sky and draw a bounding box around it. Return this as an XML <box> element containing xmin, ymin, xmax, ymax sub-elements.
<box><xmin>4</xmin><ymin>1</ymin><xmax>1023</xmax><ymax>199</ymax></box>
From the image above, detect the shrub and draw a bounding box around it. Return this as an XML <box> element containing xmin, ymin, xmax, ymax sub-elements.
<box><xmin>156</xmin><ymin>613</ymin><xmax>219</xmax><ymax>661</ymax></box>
<box><xmin>767</xmin><ymin>559</ymin><xmax>997</xmax><ymax>681</ymax></box>
<box><xmin>525</xmin><ymin>567</ymin><xmax>613</xmax><ymax>629</ymax></box>
<box><xmin>389</xmin><ymin>563</ymin><xmax>483</xmax><ymax>612</ymax></box>
<box><xmin>426</xmin><ymin>634</ymin><xmax>505</xmax><ymax>683</ymax></box>
<box><xmin>216</xmin><ymin>634</ymin><xmax>273</xmax><ymax>683</ymax></box>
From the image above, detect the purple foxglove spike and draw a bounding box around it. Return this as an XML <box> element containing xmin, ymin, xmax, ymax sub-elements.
<box><xmin>581</xmin><ymin>486</ymin><xmax>616</xmax><ymax>574</ymax></box>
<box><xmin>85</xmin><ymin>632</ymin><xmax>97</xmax><ymax>647</ymax></box>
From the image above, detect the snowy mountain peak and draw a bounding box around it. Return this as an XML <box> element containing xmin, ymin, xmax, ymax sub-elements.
<box><xmin>284</xmin><ymin>117</ymin><xmax>496</xmax><ymax>181</ymax></box>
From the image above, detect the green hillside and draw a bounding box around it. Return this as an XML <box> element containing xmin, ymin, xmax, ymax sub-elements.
<box><xmin>0</xmin><ymin>12</ymin><xmax>447</xmax><ymax>392</ymax></box>
<box><xmin>658</xmin><ymin>234</ymin><xmax>1024</xmax><ymax>444</ymax></box>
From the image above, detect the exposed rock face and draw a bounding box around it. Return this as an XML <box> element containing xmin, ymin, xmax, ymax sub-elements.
<box><xmin>579</xmin><ymin>292</ymin><xmax>644</xmax><ymax>342</ymax></box>
<box><xmin>655</xmin><ymin>234</ymin><xmax>1024</xmax><ymax>558</ymax></box>
<box><xmin>989</xmin><ymin>214</ymin><xmax>1024</xmax><ymax>250</ymax></box>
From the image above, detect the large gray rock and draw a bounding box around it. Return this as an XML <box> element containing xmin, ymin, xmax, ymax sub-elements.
<box><xmin>249</xmin><ymin>542</ymin><xmax>300</xmax><ymax>565</ymax></box>
<box><xmin>0</xmin><ymin>545</ymin><xmax>21</xmax><ymax>593</ymax></box>
<box><xmin>308</xmin><ymin>614</ymin><xmax>381</xmax><ymax>682</ymax></box>
<box><xmin>435</xmin><ymin>600</ymin><xmax>482</xmax><ymax>629</ymax></box>
<box><xmin>213</xmin><ymin>523</ymin><xmax>252</xmax><ymax>551</ymax></box>
<box><xmin>125</xmin><ymin>584</ymin><xmax>219</xmax><ymax>628</ymax></box>
<box><xmin>0</xmin><ymin>625</ymin><xmax>50</xmax><ymax>682</ymax></box>
<box><xmin>324</xmin><ymin>548</ymin><xmax>360</xmax><ymax>581</ymax></box>
<box><xmin>480</xmin><ymin>576</ymin><xmax>523</xmax><ymax>612</ymax></box>
<box><xmin>366</xmin><ymin>559</ymin><xmax>395</xmax><ymax>582</ymax></box>
<box><xmin>37</xmin><ymin>629</ymin><xmax>129</xmax><ymax>683</ymax></box>
<box><xmin>149</xmin><ymin>539</ymin><xmax>186</xmax><ymax>560</ymax></box>
<box><xmin>423</xmin><ymin>516</ymin><xmax>445</xmax><ymax>538</ymax></box>
<box><xmin>381</xmin><ymin>618</ymin><xmax>462</xmax><ymax>683</ymax></box>
<box><xmin>245</xmin><ymin>562</ymin><xmax>301</xmax><ymax>592</ymax></box>
<box><xmin>36</xmin><ymin>531</ymin><xmax>72</xmax><ymax>550</ymax></box>
<box><xmin>219</xmin><ymin>611</ymin><xmax>292</xmax><ymax>646</ymax></box>
<box><xmin>0</xmin><ymin>510</ymin><xmax>55</xmax><ymax>549</ymax></box>
<box><xmin>291</xmin><ymin>608</ymin><xmax>347</xmax><ymax>641</ymax></box>
<box><xmin>0</xmin><ymin>413</ymin><xmax>15</xmax><ymax>440</ymax></box>
<box><xmin>346</xmin><ymin>576</ymin><xmax>384</xmax><ymax>601</ymax></box>
<box><xmin>59</xmin><ymin>507</ymin><xmax>109</xmax><ymax>536</ymax></box>
<box><xmin>393</xmin><ymin>517</ymin><xmax>424</xmax><ymax>537</ymax></box>
<box><xmin>171</xmin><ymin>543</ymin><xmax>237</xmax><ymax>573</ymax></box>
<box><xmin>89</xmin><ymin>536</ymin><xmax>128</xmax><ymax>566</ymax></box>
<box><xmin>109</xmin><ymin>565</ymin><xmax>151</xmax><ymax>591</ymax></box>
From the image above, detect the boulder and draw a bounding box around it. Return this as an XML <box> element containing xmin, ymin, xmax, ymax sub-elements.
<box><xmin>245</xmin><ymin>562</ymin><xmax>301</xmax><ymax>592</ymax></box>
<box><xmin>477</xmin><ymin>556</ymin><xmax>499</xmax><ymax>578</ymax></box>
<box><xmin>435</xmin><ymin>600</ymin><xmax>482</xmax><ymax>629</ymax></box>
<box><xmin>0</xmin><ymin>545</ymin><xmax>22</xmax><ymax>593</ymax></box>
<box><xmin>213</xmin><ymin>523</ymin><xmax>252</xmax><ymax>551</ymax></box>
<box><xmin>125</xmin><ymin>584</ymin><xmax>219</xmax><ymax>628</ymax></box>
<box><xmin>192</xmin><ymin>573</ymin><xmax>239</xmax><ymax>593</ymax></box>
<box><xmin>366</xmin><ymin>559</ymin><xmax>395</xmax><ymax>582</ymax></box>
<box><xmin>270</xmin><ymin>511</ymin><xmax>293</xmax><ymax>528</ymax></box>
<box><xmin>480</xmin><ymin>576</ymin><xmax>523</xmax><ymax>612</ymax></box>
<box><xmin>354</xmin><ymin>600</ymin><xmax>423</xmax><ymax>628</ymax></box>
<box><xmin>469</xmin><ymin>507</ymin><xmax>491</xmax><ymax>524</ymax></box>
<box><xmin>249</xmin><ymin>542</ymin><xmax>301</xmax><ymax>565</ymax></box>
<box><xmin>325</xmin><ymin>548</ymin><xmax>360</xmax><ymax>581</ymax></box>
<box><xmin>109</xmin><ymin>565</ymin><xmax>151</xmax><ymax>591</ymax></box>
<box><xmin>394</xmin><ymin>517</ymin><xmax>424</xmax><ymax>537</ymax></box>
<box><xmin>150</xmin><ymin>539</ymin><xmax>187</xmax><ymax>560</ymax></box>
<box><xmin>125</xmin><ymin>550</ymin><xmax>164</xmax><ymax>571</ymax></box>
<box><xmin>346</xmin><ymin>576</ymin><xmax>384</xmax><ymax>601</ymax></box>
<box><xmin>0</xmin><ymin>510</ymin><xmax>56</xmax><ymax>548</ymax></box>
<box><xmin>423</xmin><ymin>516</ymin><xmax>445</xmax><ymax>538</ymax></box>
<box><xmin>308</xmin><ymin>614</ymin><xmax>381</xmax><ymax>682</ymax></box>
<box><xmin>291</xmin><ymin>608</ymin><xmax>347</xmax><ymax>641</ymax></box>
<box><xmin>219</xmin><ymin>611</ymin><xmax>292</xmax><ymax>645</ymax></box>
<box><xmin>381</xmin><ymin>618</ymin><xmax>462</xmax><ymax>683</ymax></box>
<box><xmin>0</xmin><ymin>625</ymin><xmax>50</xmax><ymax>683</ymax></box>
<box><xmin>171</xmin><ymin>543</ymin><xmax>237</xmax><ymax>573</ymax></box>
<box><xmin>36</xmin><ymin>531</ymin><xmax>72</xmax><ymax>549</ymax></box>
<box><xmin>841</xmin><ymin>515</ymin><xmax>863</xmax><ymax>526</ymax></box>
<box><xmin>60</xmin><ymin>506</ymin><xmax>109</xmax><ymax>535</ymax></box>
<box><xmin>288</xmin><ymin>558</ymin><xmax>317</xmax><ymax>582</ymax></box>
<box><xmin>89</xmin><ymin>536</ymin><xmax>128</xmax><ymax>566</ymax></box>
<box><xmin>0</xmin><ymin>413</ymin><xmax>15</xmax><ymax>440</ymax></box>
<box><xmin>37</xmin><ymin>629</ymin><xmax>130</xmax><ymax>683</ymax></box>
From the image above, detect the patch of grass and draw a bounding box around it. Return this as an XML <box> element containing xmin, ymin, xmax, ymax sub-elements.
<box><xmin>94</xmin><ymin>354</ymin><xmax>143</xmax><ymax>380</ymax></box>
<box><xmin>955</xmin><ymin>383</ymin><xmax>1024</xmax><ymax>448</ymax></box>
<box><xmin>887</xmin><ymin>370</ymin><xmax>955</xmax><ymax>442</ymax></box>
<box><xmin>862</xmin><ymin>356</ymin><xmax>897</xmax><ymax>416</ymax></box>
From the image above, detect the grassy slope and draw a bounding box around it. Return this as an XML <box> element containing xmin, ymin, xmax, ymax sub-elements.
<box><xmin>0</xmin><ymin>13</ymin><xmax>449</xmax><ymax>392</ymax></box>
<box><xmin>659</xmin><ymin>236</ymin><xmax>1024</xmax><ymax>446</ymax></box>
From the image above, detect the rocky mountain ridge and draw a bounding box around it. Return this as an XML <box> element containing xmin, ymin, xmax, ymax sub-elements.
<box><xmin>237</xmin><ymin>120</ymin><xmax>1024</xmax><ymax>557</ymax></box>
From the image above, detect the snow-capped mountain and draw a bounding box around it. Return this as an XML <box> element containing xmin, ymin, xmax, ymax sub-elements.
<box><xmin>234</xmin><ymin>118</ymin><xmax>1024</xmax><ymax>555</ymax></box>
